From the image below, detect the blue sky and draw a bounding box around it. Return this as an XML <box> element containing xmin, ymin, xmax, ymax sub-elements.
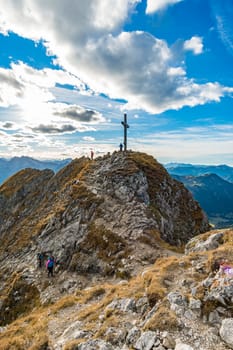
<box><xmin>0</xmin><ymin>0</ymin><xmax>232</xmax><ymax>165</ymax></box>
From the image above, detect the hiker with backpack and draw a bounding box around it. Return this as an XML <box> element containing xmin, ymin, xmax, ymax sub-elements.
<box><xmin>46</xmin><ymin>256</ymin><xmax>55</xmax><ymax>277</ymax></box>
<box><xmin>37</xmin><ymin>252</ymin><xmax>44</xmax><ymax>268</ymax></box>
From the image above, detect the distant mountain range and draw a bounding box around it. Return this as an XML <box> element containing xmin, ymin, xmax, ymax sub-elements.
<box><xmin>165</xmin><ymin>163</ymin><xmax>233</xmax><ymax>183</ymax></box>
<box><xmin>0</xmin><ymin>156</ymin><xmax>71</xmax><ymax>184</ymax></box>
<box><xmin>166</xmin><ymin>163</ymin><xmax>233</xmax><ymax>228</ymax></box>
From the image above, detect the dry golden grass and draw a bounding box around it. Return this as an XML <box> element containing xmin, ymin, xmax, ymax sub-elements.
<box><xmin>51</xmin><ymin>295</ymin><xmax>78</xmax><ymax>314</ymax></box>
<box><xmin>0</xmin><ymin>169</ymin><xmax>42</xmax><ymax>198</ymax></box>
<box><xmin>144</xmin><ymin>301</ymin><xmax>179</xmax><ymax>331</ymax></box>
<box><xmin>70</xmin><ymin>255</ymin><xmax>187</xmax><ymax>336</ymax></box>
<box><xmin>78</xmin><ymin>223</ymin><xmax>131</xmax><ymax>269</ymax></box>
<box><xmin>53</xmin><ymin>157</ymin><xmax>91</xmax><ymax>188</ymax></box>
<box><xmin>0</xmin><ymin>273</ymin><xmax>41</xmax><ymax>327</ymax></box>
<box><xmin>63</xmin><ymin>338</ymin><xmax>87</xmax><ymax>350</ymax></box>
<box><xmin>145</xmin><ymin>229</ymin><xmax>185</xmax><ymax>253</ymax></box>
<box><xmin>69</xmin><ymin>182</ymin><xmax>102</xmax><ymax>209</ymax></box>
<box><xmin>76</xmin><ymin>286</ymin><xmax>106</xmax><ymax>304</ymax></box>
<box><xmin>0</xmin><ymin>310</ymin><xmax>49</xmax><ymax>350</ymax></box>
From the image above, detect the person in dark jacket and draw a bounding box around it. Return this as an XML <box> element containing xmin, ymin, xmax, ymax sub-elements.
<box><xmin>46</xmin><ymin>256</ymin><xmax>55</xmax><ymax>277</ymax></box>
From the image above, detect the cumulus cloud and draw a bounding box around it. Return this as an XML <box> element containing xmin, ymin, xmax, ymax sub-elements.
<box><xmin>54</xmin><ymin>104</ymin><xmax>105</xmax><ymax>123</ymax></box>
<box><xmin>184</xmin><ymin>36</ymin><xmax>204</xmax><ymax>55</ymax></box>
<box><xmin>0</xmin><ymin>68</ymin><xmax>25</xmax><ymax>107</ymax></box>
<box><xmin>31</xmin><ymin>124</ymin><xmax>76</xmax><ymax>134</ymax></box>
<box><xmin>1</xmin><ymin>122</ymin><xmax>15</xmax><ymax>129</ymax></box>
<box><xmin>0</xmin><ymin>62</ymin><xmax>106</xmax><ymax>131</ymax></box>
<box><xmin>146</xmin><ymin>0</ymin><xmax>183</xmax><ymax>14</ymax></box>
<box><xmin>0</xmin><ymin>0</ymin><xmax>232</xmax><ymax>117</ymax></box>
<box><xmin>0</xmin><ymin>0</ymin><xmax>139</xmax><ymax>40</ymax></box>
<box><xmin>0</xmin><ymin>62</ymin><xmax>83</xmax><ymax>110</ymax></box>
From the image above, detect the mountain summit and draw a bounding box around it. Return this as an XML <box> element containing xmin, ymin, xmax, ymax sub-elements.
<box><xmin>0</xmin><ymin>151</ymin><xmax>208</xmax><ymax>258</ymax></box>
<box><xmin>0</xmin><ymin>151</ymin><xmax>215</xmax><ymax>349</ymax></box>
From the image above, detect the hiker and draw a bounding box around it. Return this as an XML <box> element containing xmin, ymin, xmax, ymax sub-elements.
<box><xmin>46</xmin><ymin>256</ymin><xmax>55</xmax><ymax>277</ymax></box>
<box><xmin>119</xmin><ymin>143</ymin><xmax>123</xmax><ymax>152</ymax></box>
<box><xmin>90</xmin><ymin>150</ymin><xmax>94</xmax><ymax>160</ymax></box>
<box><xmin>37</xmin><ymin>252</ymin><xmax>43</xmax><ymax>268</ymax></box>
<box><xmin>211</xmin><ymin>258</ymin><xmax>222</xmax><ymax>273</ymax></box>
<box><xmin>219</xmin><ymin>260</ymin><xmax>233</xmax><ymax>276</ymax></box>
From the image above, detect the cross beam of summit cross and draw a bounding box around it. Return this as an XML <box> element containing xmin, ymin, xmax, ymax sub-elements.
<box><xmin>121</xmin><ymin>113</ymin><xmax>129</xmax><ymax>152</ymax></box>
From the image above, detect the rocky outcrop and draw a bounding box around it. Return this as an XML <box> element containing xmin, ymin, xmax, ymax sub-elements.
<box><xmin>185</xmin><ymin>232</ymin><xmax>224</xmax><ymax>254</ymax></box>
<box><xmin>83</xmin><ymin>152</ymin><xmax>209</xmax><ymax>245</ymax></box>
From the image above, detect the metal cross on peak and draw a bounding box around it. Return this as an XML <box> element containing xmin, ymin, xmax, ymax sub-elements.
<box><xmin>121</xmin><ymin>113</ymin><xmax>129</xmax><ymax>152</ymax></box>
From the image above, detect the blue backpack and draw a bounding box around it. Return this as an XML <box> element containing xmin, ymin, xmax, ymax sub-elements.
<box><xmin>48</xmin><ymin>259</ymin><xmax>54</xmax><ymax>268</ymax></box>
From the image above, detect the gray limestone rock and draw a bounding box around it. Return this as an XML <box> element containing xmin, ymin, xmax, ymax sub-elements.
<box><xmin>220</xmin><ymin>318</ymin><xmax>233</xmax><ymax>349</ymax></box>
<box><xmin>106</xmin><ymin>298</ymin><xmax>136</xmax><ymax>313</ymax></box>
<box><xmin>77</xmin><ymin>339</ymin><xmax>115</xmax><ymax>350</ymax></box>
<box><xmin>174</xmin><ymin>342</ymin><xmax>194</xmax><ymax>350</ymax></box>
<box><xmin>134</xmin><ymin>331</ymin><xmax>158</xmax><ymax>350</ymax></box>
<box><xmin>185</xmin><ymin>232</ymin><xmax>224</xmax><ymax>254</ymax></box>
<box><xmin>167</xmin><ymin>292</ymin><xmax>187</xmax><ymax>316</ymax></box>
<box><xmin>161</xmin><ymin>331</ymin><xmax>176</xmax><ymax>348</ymax></box>
<box><xmin>126</xmin><ymin>326</ymin><xmax>141</xmax><ymax>345</ymax></box>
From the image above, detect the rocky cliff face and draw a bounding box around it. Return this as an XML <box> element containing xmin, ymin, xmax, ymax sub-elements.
<box><xmin>0</xmin><ymin>151</ymin><xmax>222</xmax><ymax>350</ymax></box>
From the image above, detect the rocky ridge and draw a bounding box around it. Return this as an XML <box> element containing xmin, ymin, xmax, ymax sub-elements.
<box><xmin>1</xmin><ymin>151</ymin><xmax>232</xmax><ymax>349</ymax></box>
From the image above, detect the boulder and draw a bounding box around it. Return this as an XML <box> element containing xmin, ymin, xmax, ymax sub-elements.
<box><xmin>220</xmin><ymin>318</ymin><xmax>233</xmax><ymax>349</ymax></box>
<box><xmin>185</xmin><ymin>232</ymin><xmax>224</xmax><ymax>253</ymax></box>
<box><xmin>134</xmin><ymin>331</ymin><xmax>158</xmax><ymax>350</ymax></box>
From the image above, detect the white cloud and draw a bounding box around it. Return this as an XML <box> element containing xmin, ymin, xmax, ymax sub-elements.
<box><xmin>0</xmin><ymin>0</ymin><xmax>232</xmax><ymax>117</ymax></box>
<box><xmin>82</xmin><ymin>136</ymin><xmax>96</xmax><ymax>142</ymax></box>
<box><xmin>184</xmin><ymin>36</ymin><xmax>204</xmax><ymax>55</ymax></box>
<box><xmin>53</xmin><ymin>103</ymin><xmax>106</xmax><ymax>124</ymax></box>
<box><xmin>0</xmin><ymin>62</ymin><xmax>84</xmax><ymax>109</ymax></box>
<box><xmin>167</xmin><ymin>67</ymin><xmax>185</xmax><ymax>76</ymax></box>
<box><xmin>146</xmin><ymin>0</ymin><xmax>183</xmax><ymax>14</ymax></box>
<box><xmin>0</xmin><ymin>62</ymin><xmax>107</xmax><ymax>139</ymax></box>
<box><xmin>211</xmin><ymin>1</ymin><xmax>233</xmax><ymax>55</ymax></box>
<box><xmin>131</xmin><ymin>125</ymin><xmax>233</xmax><ymax>165</ymax></box>
<box><xmin>0</xmin><ymin>0</ymin><xmax>139</xmax><ymax>41</ymax></box>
